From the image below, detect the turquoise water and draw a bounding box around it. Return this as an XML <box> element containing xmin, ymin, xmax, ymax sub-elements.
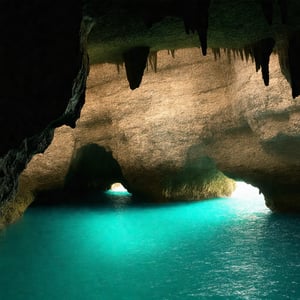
<box><xmin>1</xmin><ymin>190</ymin><xmax>300</xmax><ymax>299</ymax></box>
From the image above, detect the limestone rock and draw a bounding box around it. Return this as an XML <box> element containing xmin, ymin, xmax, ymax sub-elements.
<box><xmin>4</xmin><ymin>48</ymin><xmax>299</xmax><ymax>219</ymax></box>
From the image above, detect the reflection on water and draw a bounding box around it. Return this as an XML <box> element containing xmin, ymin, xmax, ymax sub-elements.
<box><xmin>1</xmin><ymin>192</ymin><xmax>300</xmax><ymax>300</ymax></box>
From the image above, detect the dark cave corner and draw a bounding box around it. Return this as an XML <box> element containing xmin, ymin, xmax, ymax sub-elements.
<box><xmin>0</xmin><ymin>1</ymin><xmax>92</xmax><ymax>224</ymax></box>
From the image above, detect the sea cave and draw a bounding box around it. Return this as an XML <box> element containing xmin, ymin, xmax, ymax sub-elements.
<box><xmin>1</xmin><ymin>0</ymin><xmax>300</xmax><ymax>298</ymax></box>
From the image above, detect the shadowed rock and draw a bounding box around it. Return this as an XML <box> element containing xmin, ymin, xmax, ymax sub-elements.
<box><xmin>261</xmin><ymin>0</ymin><xmax>287</xmax><ymax>25</ymax></box>
<box><xmin>64</xmin><ymin>144</ymin><xmax>128</xmax><ymax>193</ymax></box>
<box><xmin>289</xmin><ymin>32</ymin><xmax>300</xmax><ymax>98</ymax></box>
<box><xmin>141</xmin><ymin>0</ymin><xmax>210</xmax><ymax>56</ymax></box>
<box><xmin>252</xmin><ymin>38</ymin><xmax>275</xmax><ymax>86</ymax></box>
<box><xmin>261</xmin><ymin>0</ymin><xmax>273</xmax><ymax>25</ymax></box>
<box><xmin>123</xmin><ymin>46</ymin><xmax>150</xmax><ymax>90</ymax></box>
<box><xmin>148</xmin><ymin>51</ymin><xmax>158</xmax><ymax>72</ymax></box>
<box><xmin>180</xmin><ymin>0</ymin><xmax>210</xmax><ymax>55</ymax></box>
<box><xmin>278</xmin><ymin>32</ymin><xmax>300</xmax><ymax>98</ymax></box>
<box><xmin>278</xmin><ymin>0</ymin><xmax>287</xmax><ymax>24</ymax></box>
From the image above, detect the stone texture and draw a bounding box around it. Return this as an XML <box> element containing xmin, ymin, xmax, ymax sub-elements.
<box><xmin>5</xmin><ymin>48</ymin><xmax>300</xmax><ymax>223</ymax></box>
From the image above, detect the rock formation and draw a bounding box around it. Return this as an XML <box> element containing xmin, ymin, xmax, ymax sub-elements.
<box><xmin>1</xmin><ymin>48</ymin><xmax>299</xmax><ymax>228</ymax></box>
<box><xmin>1</xmin><ymin>0</ymin><xmax>300</xmax><ymax>226</ymax></box>
<box><xmin>261</xmin><ymin>0</ymin><xmax>288</xmax><ymax>25</ymax></box>
<box><xmin>123</xmin><ymin>47</ymin><xmax>150</xmax><ymax>90</ymax></box>
<box><xmin>0</xmin><ymin>2</ymin><xmax>92</xmax><ymax>227</ymax></box>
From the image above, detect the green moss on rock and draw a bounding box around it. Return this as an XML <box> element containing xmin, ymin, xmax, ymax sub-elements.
<box><xmin>162</xmin><ymin>156</ymin><xmax>236</xmax><ymax>201</ymax></box>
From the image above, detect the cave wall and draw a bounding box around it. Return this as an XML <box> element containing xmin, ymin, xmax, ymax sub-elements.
<box><xmin>2</xmin><ymin>0</ymin><xmax>300</xmax><ymax>226</ymax></box>
<box><xmin>0</xmin><ymin>2</ymin><xmax>92</xmax><ymax>227</ymax></box>
<box><xmin>6</xmin><ymin>48</ymin><xmax>300</xmax><ymax>223</ymax></box>
<box><xmin>78</xmin><ymin>48</ymin><xmax>300</xmax><ymax>211</ymax></box>
<box><xmin>0</xmin><ymin>0</ymin><xmax>82</xmax><ymax>156</ymax></box>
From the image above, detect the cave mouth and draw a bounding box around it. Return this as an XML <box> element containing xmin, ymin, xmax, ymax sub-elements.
<box><xmin>232</xmin><ymin>181</ymin><xmax>265</xmax><ymax>201</ymax></box>
<box><xmin>230</xmin><ymin>181</ymin><xmax>268</xmax><ymax>212</ymax></box>
<box><xmin>64</xmin><ymin>143</ymin><xmax>129</xmax><ymax>194</ymax></box>
<box><xmin>107</xmin><ymin>182</ymin><xmax>132</xmax><ymax>195</ymax></box>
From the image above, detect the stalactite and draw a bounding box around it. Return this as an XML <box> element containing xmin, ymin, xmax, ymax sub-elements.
<box><xmin>252</xmin><ymin>38</ymin><xmax>275</xmax><ymax>86</ymax></box>
<box><xmin>288</xmin><ymin>32</ymin><xmax>300</xmax><ymax>98</ymax></box>
<box><xmin>261</xmin><ymin>0</ymin><xmax>274</xmax><ymax>25</ymax></box>
<box><xmin>168</xmin><ymin>49</ymin><xmax>176</xmax><ymax>58</ymax></box>
<box><xmin>244</xmin><ymin>46</ymin><xmax>254</xmax><ymax>63</ymax></box>
<box><xmin>123</xmin><ymin>46</ymin><xmax>150</xmax><ymax>90</ymax></box>
<box><xmin>232</xmin><ymin>49</ymin><xmax>237</xmax><ymax>60</ymax></box>
<box><xmin>277</xmin><ymin>38</ymin><xmax>290</xmax><ymax>84</ymax></box>
<box><xmin>116</xmin><ymin>63</ymin><xmax>123</xmax><ymax>74</ymax></box>
<box><xmin>148</xmin><ymin>51</ymin><xmax>158</xmax><ymax>72</ymax></box>
<box><xmin>212</xmin><ymin>48</ymin><xmax>221</xmax><ymax>60</ymax></box>
<box><xmin>211</xmin><ymin>47</ymin><xmax>254</xmax><ymax>63</ymax></box>
<box><xmin>278</xmin><ymin>32</ymin><xmax>300</xmax><ymax>98</ymax></box>
<box><xmin>180</xmin><ymin>0</ymin><xmax>211</xmax><ymax>56</ymax></box>
<box><xmin>198</xmin><ymin>28</ymin><xmax>208</xmax><ymax>56</ymax></box>
<box><xmin>226</xmin><ymin>48</ymin><xmax>232</xmax><ymax>64</ymax></box>
<box><xmin>210</xmin><ymin>42</ymin><xmax>275</xmax><ymax>86</ymax></box>
<box><xmin>238</xmin><ymin>49</ymin><xmax>244</xmax><ymax>61</ymax></box>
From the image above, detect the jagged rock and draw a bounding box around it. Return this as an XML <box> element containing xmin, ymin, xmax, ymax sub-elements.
<box><xmin>3</xmin><ymin>48</ymin><xmax>300</xmax><ymax>226</ymax></box>
<box><xmin>288</xmin><ymin>32</ymin><xmax>300</xmax><ymax>99</ymax></box>
<box><xmin>123</xmin><ymin>46</ymin><xmax>150</xmax><ymax>90</ymax></box>
<box><xmin>1</xmin><ymin>0</ymin><xmax>300</xmax><ymax>227</ymax></box>
<box><xmin>181</xmin><ymin>0</ymin><xmax>210</xmax><ymax>55</ymax></box>
<box><xmin>0</xmin><ymin>0</ymin><xmax>83</xmax><ymax>156</ymax></box>
<box><xmin>278</xmin><ymin>32</ymin><xmax>300</xmax><ymax>99</ymax></box>
<box><xmin>252</xmin><ymin>38</ymin><xmax>275</xmax><ymax>86</ymax></box>
<box><xmin>0</xmin><ymin>14</ymin><xmax>91</xmax><ymax>226</ymax></box>
<box><xmin>148</xmin><ymin>51</ymin><xmax>158</xmax><ymax>72</ymax></box>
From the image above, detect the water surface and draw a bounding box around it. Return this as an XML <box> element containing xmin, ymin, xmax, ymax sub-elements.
<box><xmin>1</xmin><ymin>190</ymin><xmax>300</xmax><ymax>299</ymax></box>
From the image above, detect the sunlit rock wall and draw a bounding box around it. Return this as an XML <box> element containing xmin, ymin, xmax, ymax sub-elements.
<box><xmin>10</xmin><ymin>48</ymin><xmax>300</xmax><ymax>223</ymax></box>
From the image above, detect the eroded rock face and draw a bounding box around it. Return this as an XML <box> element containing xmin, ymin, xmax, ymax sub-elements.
<box><xmin>0</xmin><ymin>12</ymin><xmax>92</xmax><ymax>228</ymax></box>
<box><xmin>8</xmin><ymin>48</ymin><xmax>300</xmax><ymax>220</ymax></box>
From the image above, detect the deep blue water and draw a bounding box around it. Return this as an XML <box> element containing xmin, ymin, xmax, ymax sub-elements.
<box><xmin>1</xmin><ymin>188</ymin><xmax>300</xmax><ymax>299</ymax></box>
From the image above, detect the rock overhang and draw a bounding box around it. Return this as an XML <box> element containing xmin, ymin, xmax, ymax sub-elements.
<box><xmin>1</xmin><ymin>1</ymin><xmax>300</xmax><ymax>226</ymax></box>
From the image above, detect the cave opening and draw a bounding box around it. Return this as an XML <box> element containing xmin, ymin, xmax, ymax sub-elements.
<box><xmin>232</xmin><ymin>181</ymin><xmax>265</xmax><ymax>202</ymax></box>
<box><xmin>64</xmin><ymin>143</ymin><xmax>128</xmax><ymax>194</ymax></box>
<box><xmin>107</xmin><ymin>182</ymin><xmax>132</xmax><ymax>194</ymax></box>
<box><xmin>230</xmin><ymin>181</ymin><xmax>268</xmax><ymax>212</ymax></box>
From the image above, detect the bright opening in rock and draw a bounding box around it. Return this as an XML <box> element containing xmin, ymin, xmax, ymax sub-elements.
<box><xmin>231</xmin><ymin>181</ymin><xmax>265</xmax><ymax>201</ymax></box>
<box><xmin>107</xmin><ymin>182</ymin><xmax>132</xmax><ymax>196</ymax></box>
<box><xmin>110</xmin><ymin>182</ymin><xmax>128</xmax><ymax>192</ymax></box>
<box><xmin>230</xmin><ymin>181</ymin><xmax>268</xmax><ymax>212</ymax></box>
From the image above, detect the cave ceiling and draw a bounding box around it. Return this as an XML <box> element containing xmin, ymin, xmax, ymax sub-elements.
<box><xmin>85</xmin><ymin>0</ymin><xmax>300</xmax><ymax>97</ymax></box>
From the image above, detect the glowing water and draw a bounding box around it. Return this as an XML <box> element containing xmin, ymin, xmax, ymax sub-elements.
<box><xmin>1</xmin><ymin>191</ymin><xmax>300</xmax><ymax>299</ymax></box>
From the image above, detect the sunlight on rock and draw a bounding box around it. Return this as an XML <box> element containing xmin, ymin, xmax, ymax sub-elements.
<box><xmin>231</xmin><ymin>181</ymin><xmax>265</xmax><ymax>201</ymax></box>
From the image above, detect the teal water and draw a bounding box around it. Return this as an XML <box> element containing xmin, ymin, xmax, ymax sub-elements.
<box><xmin>1</xmin><ymin>191</ymin><xmax>300</xmax><ymax>299</ymax></box>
